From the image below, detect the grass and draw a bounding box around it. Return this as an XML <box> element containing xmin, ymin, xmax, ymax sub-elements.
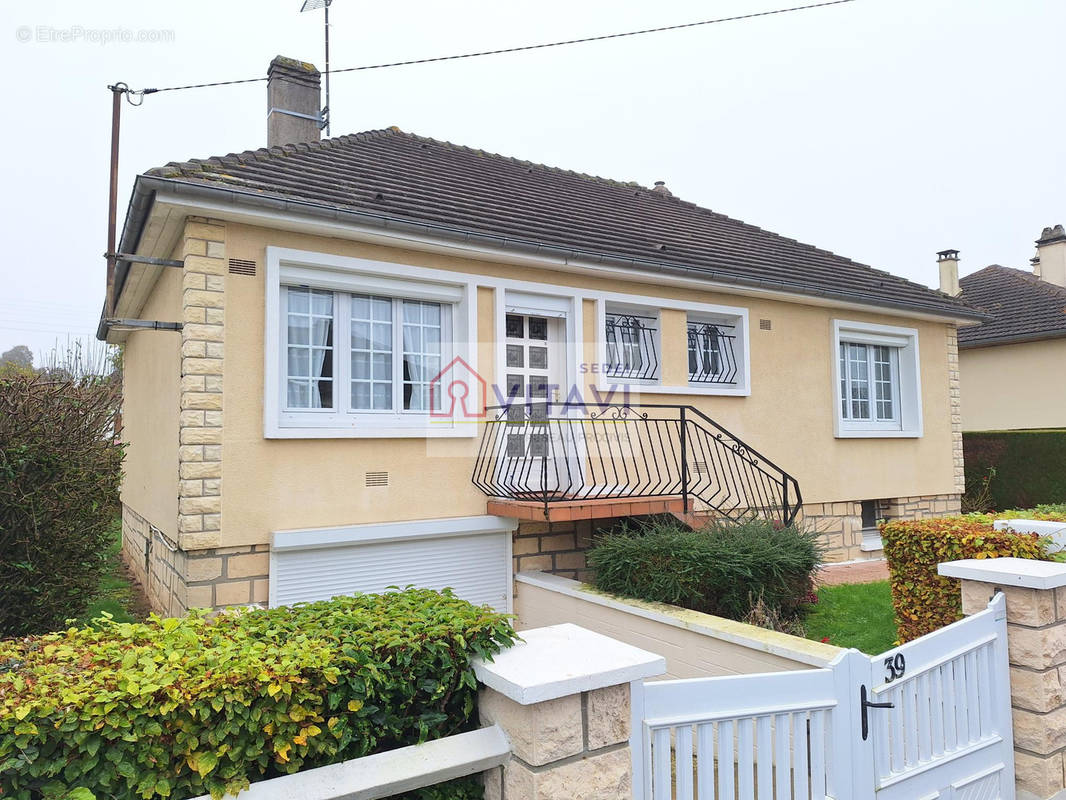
<box><xmin>805</xmin><ymin>580</ymin><xmax>897</xmax><ymax>655</ymax></box>
<box><xmin>77</xmin><ymin>516</ymin><xmax>143</xmax><ymax>626</ymax></box>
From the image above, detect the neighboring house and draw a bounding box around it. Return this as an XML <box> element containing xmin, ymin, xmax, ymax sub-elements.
<box><xmin>939</xmin><ymin>227</ymin><xmax>1066</xmax><ymax>432</ymax></box>
<box><xmin>99</xmin><ymin>57</ymin><xmax>984</xmax><ymax>616</ymax></box>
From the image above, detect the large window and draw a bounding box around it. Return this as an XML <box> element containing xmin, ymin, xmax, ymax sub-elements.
<box><xmin>283</xmin><ymin>287</ymin><xmax>449</xmax><ymax>417</ymax></box>
<box><xmin>832</xmin><ymin>320</ymin><xmax>922</xmax><ymax>438</ymax></box>
<box><xmin>838</xmin><ymin>341</ymin><xmax>900</xmax><ymax>425</ymax></box>
<box><xmin>604</xmin><ymin>305</ymin><xmax>660</xmax><ymax>381</ymax></box>
<box><xmin>266</xmin><ymin>248</ymin><xmax>475</xmax><ymax>439</ymax></box>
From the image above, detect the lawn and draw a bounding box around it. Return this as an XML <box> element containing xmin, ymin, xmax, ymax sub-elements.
<box><xmin>77</xmin><ymin>516</ymin><xmax>145</xmax><ymax>626</ymax></box>
<box><xmin>805</xmin><ymin>580</ymin><xmax>897</xmax><ymax>654</ymax></box>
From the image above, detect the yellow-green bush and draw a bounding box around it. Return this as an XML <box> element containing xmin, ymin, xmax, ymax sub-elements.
<box><xmin>881</xmin><ymin>517</ymin><xmax>1049</xmax><ymax>642</ymax></box>
<box><xmin>0</xmin><ymin>589</ymin><xmax>515</xmax><ymax>800</ymax></box>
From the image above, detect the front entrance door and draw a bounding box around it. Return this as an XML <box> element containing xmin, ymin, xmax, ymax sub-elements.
<box><xmin>501</xmin><ymin>313</ymin><xmax>567</xmax><ymax>495</ymax></box>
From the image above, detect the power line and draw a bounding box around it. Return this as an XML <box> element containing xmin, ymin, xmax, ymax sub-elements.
<box><xmin>135</xmin><ymin>0</ymin><xmax>857</xmax><ymax>95</ymax></box>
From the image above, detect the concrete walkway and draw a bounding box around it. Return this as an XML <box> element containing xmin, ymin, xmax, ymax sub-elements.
<box><xmin>817</xmin><ymin>559</ymin><xmax>889</xmax><ymax>586</ymax></box>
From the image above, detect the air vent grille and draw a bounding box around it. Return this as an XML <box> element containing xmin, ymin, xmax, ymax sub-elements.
<box><xmin>365</xmin><ymin>471</ymin><xmax>389</xmax><ymax>487</ymax></box>
<box><xmin>228</xmin><ymin>258</ymin><xmax>257</xmax><ymax>276</ymax></box>
<box><xmin>759</xmin><ymin>319</ymin><xmax>772</xmax><ymax>331</ymax></box>
<box><xmin>693</xmin><ymin>461</ymin><xmax>709</xmax><ymax>474</ymax></box>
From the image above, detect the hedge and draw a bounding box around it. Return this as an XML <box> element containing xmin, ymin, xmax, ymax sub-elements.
<box><xmin>588</xmin><ymin>517</ymin><xmax>821</xmax><ymax>622</ymax></box>
<box><xmin>881</xmin><ymin>517</ymin><xmax>1050</xmax><ymax>642</ymax></box>
<box><xmin>0</xmin><ymin>589</ymin><xmax>516</xmax><ymax>800</ymax></box>
<box><xmin>963</xmin><ymin>430</ymin><xmax>1066</xmax><ymax>510</ymax></box>
<box><xmin>0</xmin><ymin>375</ymin><xmax>124</xmax><ymax>637</ymax></box>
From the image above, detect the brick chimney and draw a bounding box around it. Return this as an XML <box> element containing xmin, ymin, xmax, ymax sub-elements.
<box><xmin>1033</xmin><ymin>224</ymin><xmax>1066</xmax><ymax>288</ymax></box>
<box><xmin>267</xmin><ymin>56</ymin><xmax>323</xmax><ymax>148</ymax></box>
<box><xmin>937</xmin><ymin>249</ymin><xmax>961</xmax><ymax>296</ymax></box>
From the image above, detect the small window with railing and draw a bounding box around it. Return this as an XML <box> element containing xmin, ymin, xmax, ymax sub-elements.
<box><xmin>604</xmin><ymin>306</ymin><xmax>660</xmax><ymax>381</ymax></box>
<box><xmin>687</xmin><ymin>316</ymin><xmax>740</xmax><ymax>386</ymax></box>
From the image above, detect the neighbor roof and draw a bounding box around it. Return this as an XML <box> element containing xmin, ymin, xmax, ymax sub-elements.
<box><xmin>958</xmin><ymin>265</ymin><xmax>1066</xmax><ymax>349</ymax></box>
<box><xmin>139</xmin><ymin>128</ymin><xmax>982</xmax><ymax>321</ymax></box>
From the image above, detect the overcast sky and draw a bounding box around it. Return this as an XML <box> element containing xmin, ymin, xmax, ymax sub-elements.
<box><xmin>1</xmin><ymin>0</ymin><xmax>1062</xmax><ymax>359</ymax></box>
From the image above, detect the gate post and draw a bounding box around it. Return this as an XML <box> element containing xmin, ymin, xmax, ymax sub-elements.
<box><xmin>940</xmin><ymin>558</ymin><xmax>1066</xmax><ymax>800</ymax></box>
<box><xmin>472</xmin><ymin>623</ymin><xmax>665</xmax><ymax>800</ymax></box>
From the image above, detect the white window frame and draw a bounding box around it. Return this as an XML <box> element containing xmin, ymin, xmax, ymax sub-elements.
<box><xmin>265</xmin><ymin>247</ymin><xmax>477</xmax><ymax>439</ymax></box>
<box><xmin>593</xmin><ymin>296</ymin><xmax>750</xmax><ymax>397</ymax></box>
<box><xmin>831</xmin><ymin>319</ymin><xmax>923</xmax><ymax>438</ymax></box>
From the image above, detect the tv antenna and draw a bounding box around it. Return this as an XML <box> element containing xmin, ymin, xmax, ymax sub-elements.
<box><xmin>299</xmin><ymin>0</ymin><xmax>332</xmax><ymax>136</ymax></box>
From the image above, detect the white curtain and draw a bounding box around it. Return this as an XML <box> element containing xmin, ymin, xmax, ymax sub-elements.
<box><xmin>312</xmin><ymin>314</ymin><xmax>331</xmax><ymax>408</ymax></box>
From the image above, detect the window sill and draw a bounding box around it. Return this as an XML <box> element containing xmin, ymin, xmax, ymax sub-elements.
<box><xmin>595</xmin><ymin>379</ymin><xmax>750</xmax><ymax>397</ymax></box>
<box><xmin>266</xmin><ymin>423</ymin><xmax>479</xmax><ymax>439</ymax></box>
<box><xmin>834</xmin><ymin>427</ymin><xmax>922</xmax><ymax>439</ymax></box>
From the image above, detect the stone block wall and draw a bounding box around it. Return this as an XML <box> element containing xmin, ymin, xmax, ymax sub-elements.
<box><xmin>947</xmin><ymin>326</ymin><xmax>966</xmax><ymax>496</ymax></box>
<box><xmin>184</xmin><ymin>545</ymin><xmax>271</xmax><ymax>609</ymax></box>
<box><xmin>513</xmin><ymin>519</ymin><xmax>596</xmax><ymax>581</ymax></box>
<box><xmin>954</xmin><ymin>568</ymin><xmax>1066</xmax><ymax>799</ymax></box>
<box><xmin>802</xmin><ymin>493</ymin><xmax>962</xmax><ymax>562</ymax></box>
<box><xmin>121</xmin><ymin>505</ymin><xmax>188</xmax><ymax>618</ymax></box>
<box><xmin>512</xmin><ymin>493</ymin><xmax>963</xmax><ymax>571</ymax></box>
<box><xmin>481</xmin><ymin>683</ymin><xmax>632</xmax><ymax>799</ymax></box>
<box><xmin>178</xmin><ymin>217</ymin><xmax>226</xmax><ymax>553</ymax></box>
<box><xmin>123</xmin><ymin>504</ymin><xmax>271</xmax><ymax>615</ymax></box>
<box><xmin>475</xmin><ymin>625</ymin><xmax>664</xmax><ymax>800</ymax></box>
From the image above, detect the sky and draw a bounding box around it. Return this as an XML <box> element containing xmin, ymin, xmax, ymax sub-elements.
<box><xmin>0</xmin><ymin>0</ymin><xmax>1063</xmax><ymax>359</ymax></box>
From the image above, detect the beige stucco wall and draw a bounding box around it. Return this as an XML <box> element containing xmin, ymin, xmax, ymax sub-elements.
<box><xmin>959</xmin><ymin>338</ymin><xmax>1066</xmax><ymax>431</ymax></box>
<box><xmin>515</xmin><ymin>573</ymin><xmax>842</xmax><ymax>678</ymax></box>
<box><xmin>120</xmin><ymin>264</ymin><xmax>182</xmax><ymax>539</ymax></box>
<box><xmin>212</xmin><ymin>221</ymin><xmax>959</xmax><ymax>547</ymax></box>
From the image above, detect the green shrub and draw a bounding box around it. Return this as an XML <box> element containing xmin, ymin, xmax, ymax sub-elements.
<box><xmin>587</xmin><ymin>517</ymin><xmax>822</xmax><ymax>622</ymax></box>
<box><xmin>963</xmin><ymin>430</ymin><xmax>1066</xmax><ymax>510</ymax></box>
<box><xmin>0</xmin><ymin>375</ymin><xmax>124</xmax><ymax>637</ymax></box>
<box><xmin>882</xmin><ymin>517</ymin><xmax>1050</xmax><ymax>642</ymax></box>
<box><xmin>0</xmin><ymin>589</ymin><xmax>515</xmax><ymax>800</ymax></box>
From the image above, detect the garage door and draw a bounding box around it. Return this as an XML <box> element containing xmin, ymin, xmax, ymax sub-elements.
<box><xmin>269</xmin><ymin>515</ymin><xmax>516</xmax><ymax>613</ymax></box>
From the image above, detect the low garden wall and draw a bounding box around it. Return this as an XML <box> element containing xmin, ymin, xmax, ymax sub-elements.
<box><xmin>514</xmin><ymin>571</ymin><xmax>842</xmax><ymax>679</ymax></box>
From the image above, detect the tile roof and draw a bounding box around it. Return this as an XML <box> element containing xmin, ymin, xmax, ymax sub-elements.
<box><xmin>147</xmin><ymin>128</ymin><xmax>982</xmax><ymax>320</ymax></box>
<box><xmin>957</xmin><ymin>265</ymin><xmax>1066</xmax><ymax>348</ymax></box>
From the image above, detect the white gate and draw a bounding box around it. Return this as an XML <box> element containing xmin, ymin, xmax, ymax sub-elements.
<box><xmin>632</xmin><ymin>593</ymin><xmax>1014</xmax><ymax>799</ymax></box>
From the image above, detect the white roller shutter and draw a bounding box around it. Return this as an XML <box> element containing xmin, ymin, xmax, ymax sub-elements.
<box><xmin>270</xmin><ymin>515</ymin><xmax>516</xmax><ymax>613</ymax></box>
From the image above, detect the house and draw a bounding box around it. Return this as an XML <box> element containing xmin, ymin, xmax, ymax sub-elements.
<box><xmin>99</xmin><ymin>56</ymin><xmax>984</xmax><ymax>616</ymax></box>
<box><xmin>937</xmin><ymin>228</ymin><xmax>1066</xmax><ymax>432</ymax></box>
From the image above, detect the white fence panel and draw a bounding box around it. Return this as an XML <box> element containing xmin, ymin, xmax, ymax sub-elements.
<box><xmin>866</xmin><ymin>592</ymin><xmax>1015</xmax><ymax>800</ymax></box>
<box><xmin>632</xmin><ymin>594</ymin><xmax>1014</xmax><ymax>800</ymax></box>
<box><xmin>637</xmin><ymin>663</ymin><xmax>856</xmax><ymax>799</ymax></box>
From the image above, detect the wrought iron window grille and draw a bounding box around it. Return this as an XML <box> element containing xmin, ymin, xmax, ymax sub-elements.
<box><xmin>605</xmin><ymin>313</ymin><xmax>660</xmax><ymax>381</ymax></box>
<box><xmin>687</xmin><ymin>321</ymin><xmax>739</xmax><ymax>385</ymax></box>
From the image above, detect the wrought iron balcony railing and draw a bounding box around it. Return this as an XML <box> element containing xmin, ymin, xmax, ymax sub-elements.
<box><xmin>471</xmin><ymin>402</ymin><xmax>802</xmax><ymax>526</ymax></box>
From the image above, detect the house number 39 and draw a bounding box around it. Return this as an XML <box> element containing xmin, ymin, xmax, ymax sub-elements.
<box><xmin>883</xmin><ymin>653</ymin><xmax>906</xmax><ymax>682</ymax></box>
